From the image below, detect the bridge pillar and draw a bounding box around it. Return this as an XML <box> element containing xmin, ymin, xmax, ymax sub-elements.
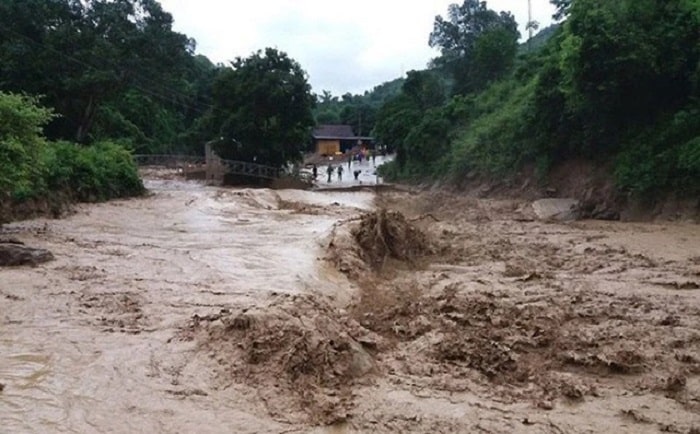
<box><xmin>205</xmin><ymin>144</ymin><xmax>225</xmax><ymax>185</ymax></box>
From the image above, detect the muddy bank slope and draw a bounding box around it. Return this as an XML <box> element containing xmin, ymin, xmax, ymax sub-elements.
<box><xmin>315</xmin><ymin>190</ymin><xmax>700</xmax><ymax>432</ymax></box>
<box><xmin>190</xmin><ymin>186</ymin><xmax>700</xmax><ymax>432</ymax></box>
<box><xmin>448</xmin><ymin>160</ymin><xmax>699</xmax><ymax>223</ymax></box>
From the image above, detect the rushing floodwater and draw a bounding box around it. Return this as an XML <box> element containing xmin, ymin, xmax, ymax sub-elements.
<box><xmin>0</xmin><ymin>180</ymin><xmax>373</xmax><ymax>433</ymax></box>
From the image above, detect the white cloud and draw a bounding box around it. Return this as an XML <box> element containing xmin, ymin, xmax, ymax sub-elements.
<box><xmin>158</xmin><ymin>0</ymin><xmax>557</xmax><ymax>95</ymax></box>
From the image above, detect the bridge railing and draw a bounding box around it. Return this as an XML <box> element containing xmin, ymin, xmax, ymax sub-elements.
<box><xmin>133</xmin><ymin>154</ymin><xmax>287</xmax><ymax>181</ymax></box>
<box><xmin>133</xmin><ymin>154</ymin><xmax>206</xmax><ymax>167</ymax></box>
<box><xmin>223</xmin><ymin>160</ymin><xmax>282</xmax><ymax>180</ymax></box>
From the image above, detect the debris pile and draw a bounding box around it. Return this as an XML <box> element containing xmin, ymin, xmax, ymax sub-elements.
<box><xmin>195</xmin><ymin>295</ymin><xmax>378</xmax><ymax>424</ymax></box>
<box><xmin>352</xmin><ymin>209</ymin><xmax>431</xmax><ymax>269</ymax></box>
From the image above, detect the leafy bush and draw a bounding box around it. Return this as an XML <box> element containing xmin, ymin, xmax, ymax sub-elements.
<box><xmin>0</xmin><ymin>92</ymin><xmax>54</xmax><ymax>201</ymax></box>
<box><xmin>615</xmin><ymin>107</ymin><xmax>700</xmax><ymax>198</ymax></box>
<box><xmin>42</xmin><ymin>141</ymin><xmax>144</xmax><ymax>202</ymax></box>
<box><xmin>1</xmin><ymin>91</ymin><xmax>144</xmax><ymax>222</ymax></box>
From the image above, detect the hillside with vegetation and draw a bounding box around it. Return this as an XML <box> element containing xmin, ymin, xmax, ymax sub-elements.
<box><xmin>1</xmin><ymin>0</ymin><xmax>698</xmax><ymax>221</ymax></box>
<box><xmin>374</xmin><ymin>0</ymin><xmax>700</xmax><ymax>205</ymax></box>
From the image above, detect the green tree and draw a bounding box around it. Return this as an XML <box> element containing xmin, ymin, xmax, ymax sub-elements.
<box><xmin>429</xmin><ymin>0</ymin><xmax>519</xmax><ymax>95</ymax></box>
<box><xmin>373</xmin><ymin>70</ymin><xmax>448</xmax><ymax>169</ymax></box>
<box><xmin>551</xmin><ymin>0</ymin><xmax>572</xmax><ymax>20</ymax></box>
<box><xmin>555</xmin><ymin>0</ymin><xmax>700</xmax><ymax>153</ymax></box>
<box><xmin>402</xmin><ymin>70</ymin><xmax>447</xmax><ymax>110</ymax></box>
<box><xmin>311</xmin><ymin>79</ymin><xmax>404</xmax><ymax>137</ymax></box>
<box><xmin>0</xmin><ymin>0</ymin><xmax>197</xmax><ymax>144</ymax></box>
<box><xmin>207</xmin><ymin>48</ymin><xmax>315</xmax><ymax>168</ymax></box>
<box><xmin>340</xmin><ymin>103</ymin><xmax>376</xmax><ymax>137</ymax></box>
<box><xmin>373</xmin><ymin>94</ymin><xmax>421</xmax><ymax>168</ymax></box>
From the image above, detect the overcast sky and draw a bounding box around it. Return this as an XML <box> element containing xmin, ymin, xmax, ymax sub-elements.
<box><xmin>158</xmin><ymin>0</ymin><xmax>557</xmax><ymax>95</ymax></box>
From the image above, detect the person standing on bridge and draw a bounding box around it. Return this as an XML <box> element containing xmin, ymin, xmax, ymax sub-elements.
<box><xmin>327</xmin><ymin>164</ymin><xmax>333</xmax><ymax>182</ymax></box>
<box><xmin>312</xmin><ymin>164</ymin><xmax>318</xmax><ymax>180</ymax></box>
<box><xmin>337</xmin><ymin>164</ymin><xmax>344</xmax><ymax>181</ymax></box>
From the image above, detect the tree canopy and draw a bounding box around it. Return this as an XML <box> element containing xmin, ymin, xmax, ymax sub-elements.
<box><xmin>1</xmin><ymin>0</ymin><xmax>698</xmax><ymax>199</ymax></box>
<box><xmin>0</xmin><ymin>0</ymin><xmax>204</xmax><ymax>151</ymax></box>
<box><xmin>429</xmin><ymin>0</ymin><xmax>519</xmax><ymax>95</ymax></box>
<box><xmin>312</xmin><ymin>78</ymin><xmax>404</xmax><ymax>138</ymax></box>
<box><xmin>551</xmin><ymin>0</ymin><xmax>572</xmax><ymax>20</ymax></box>
<box><xmin>205</xmin><ymin>48</ymin><xmax>315</xmax><ymax>168</ymax></box>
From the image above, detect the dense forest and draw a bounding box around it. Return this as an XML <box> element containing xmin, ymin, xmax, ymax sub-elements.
<box><xmin>374</xmin><ymin>0</ymin><xmax>700</xmax><ymax>200</ymax></box>
<box><xmin>1</xmin><ymin>0</ymin><xmax>698</xmax><ymax>221</ymax></box>
<box><xmin>1</xmin><ymin>0</ymin><xmax>226</xmax><ymax>155</ymax></box>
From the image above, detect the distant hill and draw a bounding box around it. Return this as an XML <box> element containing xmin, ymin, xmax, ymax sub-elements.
<box><xmin>519</xmin><ymin>24</ymin><xmax>561</xmax><ymax>54</ymax></box>
<box><xmin>362</xmin><ymin>77</ymin><xmax>405</xmax><ymax>105</ymax></box>
<box><xmin>313</xmin><ymin>77</ymin><xmax>405</xmax><ymax>135</ymax></box>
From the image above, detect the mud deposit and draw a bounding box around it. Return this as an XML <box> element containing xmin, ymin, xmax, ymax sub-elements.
<box><xmin>2</xmin><ymin>179</ymin><xmax>700</xmax><ymax>433</ymax></box>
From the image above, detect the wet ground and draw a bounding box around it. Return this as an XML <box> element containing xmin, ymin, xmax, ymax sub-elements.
<box><xmin>311</xmin><ymin>155</ymin><xmax>391</xmax><ymax>188</ymax></box>
<box><xmin>1</xmin><ymin>177</ymin><xmax>699</xmax><ymax>433</ymax></box>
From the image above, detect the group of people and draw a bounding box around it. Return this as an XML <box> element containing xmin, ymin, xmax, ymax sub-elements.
<box><xmin>310</xmin><ymin>148</ymin><xmax>381</xmax><ymax>184</ymax></box>
<box><xmin>327</xmin><ymin>164</ymin><xmax>344</xmax><ymax>182</ymax></box>
<box><xmin>311</xmin><ymin>164</ymin><xmax>365</xmax><ymax>183</ymax></box>
<box><xmin>311</xmin><ymin>164</ymin><xmax>354</xmax><ymax>182</ymax></box>
<box><xmin>354</xmin><ymin>149</ymin><xmax>376</xmax><ymax>165</ymax></box>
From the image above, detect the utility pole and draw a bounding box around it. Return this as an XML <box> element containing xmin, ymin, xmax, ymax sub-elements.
<box><xmin>526</xmin><ymin>0</ymin><xmax>539</xmax><ymax>52</ymax></box>
<box><xmin>528</xmin><ymin>0</ymin><xmax>533</xmax><ymax>40</ymax></box>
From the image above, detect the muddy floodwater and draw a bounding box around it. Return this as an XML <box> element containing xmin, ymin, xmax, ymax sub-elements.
<box><xmin>1</xmin><ymin>178</ymin><xmax>700</xmax><ymax>433</ymax></box>
<box><xmin>0</xmin><ymin>180</ymin><xmax>372</xmax><ymax>433</ymax></box>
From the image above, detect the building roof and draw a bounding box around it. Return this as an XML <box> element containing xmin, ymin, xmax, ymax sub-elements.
<box><xmin>312</xmin><ymin>124</ymin><xmax>356</xmax><ymax>140</ymax></box>
<box><xmin>312</xmin><ymin>125</ymin><xmax>374</xmax><ymax>141</ymax></box>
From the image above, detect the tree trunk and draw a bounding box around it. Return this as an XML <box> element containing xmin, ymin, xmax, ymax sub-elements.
<box><xmin>76</xmin><ymin>95</ymin><xmax>97</xmax><ymax>144</ymax></box>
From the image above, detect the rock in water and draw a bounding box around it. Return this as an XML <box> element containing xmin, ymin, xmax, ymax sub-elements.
<box><xmin>532</xmin><ymin>198</ymin><xmax>581</xmax><ymax>221</ymax></box>
<box><xmin>0</xmin><ymin>243</ymin><xmax>54</xmax><ymax>266</ymax></box>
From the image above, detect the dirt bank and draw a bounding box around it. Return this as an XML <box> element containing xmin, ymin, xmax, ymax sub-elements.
<box><xmin>452</xmin><ymin>159</ymin><xmax>700</xmax><ymax>223</ymax></box>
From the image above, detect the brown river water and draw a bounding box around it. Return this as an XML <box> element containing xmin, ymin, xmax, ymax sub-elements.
<box><xmin>1</xmin><ymin>179</ymin><xmax>373</xmax><ymax>433</ymax></box>
<box><xmin>2</xmin><ymin>178</ymin><xmax>700</xmax><ymax>433</ymax></box>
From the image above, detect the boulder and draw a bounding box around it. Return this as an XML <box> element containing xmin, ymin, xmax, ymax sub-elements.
<box><xmin>0</xmin><ymin>243</ymin><xmax>54</xmax><ymax>266</ymax></box>
<box><xmin>532</xmin><ymin>198</ymin><xmax>581</xmax><ymax>221</ymax></box>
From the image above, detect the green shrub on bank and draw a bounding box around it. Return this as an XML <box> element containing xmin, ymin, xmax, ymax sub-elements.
<box><xmin>42</xmin><ymin>141</ymin><xmax>145</xmax><ymax>202</ymax></box>
<box><xmin>0</xmin><ymin>92</ymin><xmax>54</xmax><ymax>201</ymax></box>
<box><xmin>1</xmin><ymin>91</ymin><xmax>144</xmax><ymax>220</ymax></box>
<box><xmin>448</xmin><ymin>78</ymin><xmax>536</xmax><ymax>179</ymax></box>
<box><xmin>616</xmin><ymin>108</ymin><xmax>700</xmax><ymax>198</ymax></box>
<box><xmin>377</xmin><ymin>77</ymin><xmax>537</xmax><ymax>183</ymax></box>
